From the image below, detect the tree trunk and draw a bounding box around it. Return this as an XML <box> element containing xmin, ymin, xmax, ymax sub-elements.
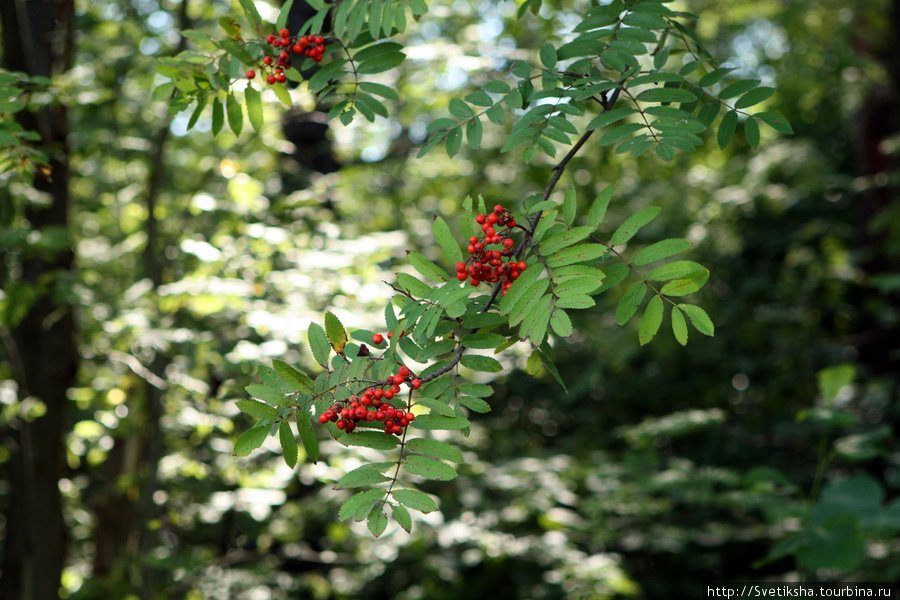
<box><xmin>0</xmin><ymin>2</ymin><xmax>77</xmax><ymax>599</ymax></box>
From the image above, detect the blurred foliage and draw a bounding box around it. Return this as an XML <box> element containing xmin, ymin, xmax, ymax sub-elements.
<box><xmin>1</xmin><ymin>0</ymin><xmax>899</xmax><ymax>598</ymax></box>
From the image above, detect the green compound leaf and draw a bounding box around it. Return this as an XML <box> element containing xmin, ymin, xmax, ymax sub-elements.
<box><xmin>409</xmin><ymin>251</ymin><xmax>449</xmax><ymax>282</ymax></box>
<box><xmin>633</xmin><ymin>238</ymin><xmax>693</xmax><ymax>265</ymax></box>
<box><xmin>404</xmin><ymin>455</ymin><xmax>458</xmax><ymax>481</ymax></box>
<box><xmin>610</xmin><ymin>206</ymin><xmax>661</xmax><ymax>246</ymax></box>
<box><xmin>616</xmin><ymin>281</ymin><xmax>646</xmax><ymax>325</ymax></box>
<box><xmin>368</xmin><ymin>509</ymin><xmax>389</xmax><ymax>537</ymax></box>
<box><xmin>339</xmin><ymin>489</ymin><xmax>383</xmax><ymax>522</ymax></box>
<box><xmin>335</xmin><ymin>466</ymin><xmax>392</xmax><ymax>489</ymax></box>
<box><xmin>245</xmin><ymin>84</ymin><xmax>264</xmax><ymax>133</ymax></box>
<box><xmin>671</xmin><ymin>305</ymin><xmax>688</xmax><ymax>346</ymax></box>
<box><xmin>678</xmin><ymin>303</ymin><xmax>715</xmax><ymax>336</ymax></box>
<box><xmin>307</xmin><ymin>322</ymin><xmax>330</xmax><ymax>368</ymax></box>
<box><xmin>236</xmin><ymin>399</ymin><xmax>278</xmax><ymax>420</ymax></box>
<box><xmin>234</xmin><ymin>425</ymin><xmax>270</xmax><ymax>456</ymax></box>
<box><xmin>273</xmin><ymin>360</ymin><xmax>315</xmax><ymax>394</ymax></box>
<box><xmin>324</xmin><ymin>311</ymin><xmax>348</xmax><ymax>354</ymax></box>
<box><xmin>638</xmin><ymin>295</ymin><xmax>664</xmax><ymax>346</ymax></box>
<box><xmin>296</xmin><ymin>409</ymin><xmax>319</xmax><ymax>463</ymax></box>
<box><xmin>279</xmin><ymin>420</ymin><xmax>298</xmax><ymax>468</ymax></box>
<box><xmin>392</xmin><ymin>488</ymin><xmax>438</xmax><ymax>513</ymax></box>
<box><xmin>406</xmin><ymin>438</ymin><xmax>464</xmax><ymax>462</ymax></box>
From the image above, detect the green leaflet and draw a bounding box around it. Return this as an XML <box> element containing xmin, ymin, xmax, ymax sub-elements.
<box><xmin>245</xmin><ymin>85</ymin><xmax>263</xmax><ymax>133</ymax></box>
<box><xmin>409</xmin><ymin>251</ymin><xmax>449</xmax><ymax>282</ymax></box>
<box><xmin>678</xmin><ymin>303</ymin><xmax>715</xmax><ymax>336</ymax></box>
<box><xmin>245</xmin><ymin>384</ymin><xmax>291</xmax><ymax>407</ymax></box>
<box><xmin>368</xmin><ymin>509</ymin><xmax>388</xmax><ymax>537</ymax></box>
<box><xmin>392</xmin><ymin>503</ymin><xmax>413</xmax><ymax>533</ymax></box>
<box><xmin>236</xmin><ymin>399</ymin><xmax>279</xmax><ymax>420</ymax></box>
<box><xmin>392</xmin><ymin>488</ymin><xmax>438</xmax><ymax>513</ymax></box>
<box><xmin>460</xmin><ymin>354</ymin><xmax>503</xmax><ymax>373</ymax></box>
<box><xmin>616</xmin><ymin>281</ymin><xmax>646</xmax><ymax>325</ymax></box>
<box><xmin>411</xmin><ymin>414</ymin><xmax>471</xmax><ymax>430</ymax></box>
<box><xmin>335</xmin><ymin>465</ymin><xmax>392</xmax><ymax>489</ymax></box>
<box><xmin>550</xmin><ymin>308</ymin><xmax>573</xmax><ymax>337</ymax></box>
<box><xmin>339</xmin><ymin>489</ymin><xmax>383</xmax><ymax>521</ymax></box>
<box><xmin>225</xmin><ymin>92</ymin><xmax>243</xmax><ymax>136</ymax></box>
<box><xmin>459</xmin><ymin>395</ymin><xmax>491</xmax><ymax>413</ymax></box>
<box><xmin>671</xmin><ymin>305</ymin><xmax>689</xmax><ymax>346</ymax></box>
<box><xmin>404</xmin><ymin>455</ymin><xmax>458</xmax><ymax>481</ymax></box>
<box><xmin>432</xmin><ymin>216</ymin><xmax>463</xmax><ymax>266</ymax></box>
<box><xmin>638</xmin><ymin>295</ymin><xmax>664</xmax><ymax>345</ymax></box>
<box><xmin>279</xmin><ymin>421</ymin><xmax>298</xmax><ymax>468</ymax></box>
<box><xmin>587</xmin><ymin>185</ymin><xmax>615</xmax><ymax>228</ymax></box>
<box><xmin>633</xmin><ymin>238</ymin><xmax>693</xmax><ymax>265</ymax></box>
<box><xmin>308</xmin><ymin>322</ymin><xmax>331</xmax><ymax>367</ymax></box>
<box><xmin>338</xmin><ymin>430</ymin><xmax>399</xmax><ymax>450</ymax></box>
<box><xmin>646</xmin><ymin>260</ymin><xmax>706</xmax><ymax>281</ymax></box>
<box><xmin>545</xmin><ymin>243</ymin><xmax>608</xmax><ymax>268</ymax></box>
<box><xmin>460</xmin><ymin>333</ymin><xmax>507</xmax><ymax>349</ymax></box>
<box><xmin>610</xmin><ymin>206</ymin><xmax>661</xmax><ymax>246</ymax></box>
<box><xmin>233</xmin><ymin>425</ymin><xmax>270</xmax><ymax>456</ymax></box>
<box><xmin>295</xmin><ymin>410</ymin><xmax>319</xmax><ymax>463</ymax></box>
<box><xmin>273</xmin><ymin>360</ymin><xmax>315</xmax><ymax>394</ymax></box>
<box><xmin>539</xmin><ymin>226</ymin><xmax>595</xmax><ymax>256</ymax></box>
<box><xmin>406</xmin><ymin>438</ymin><xmax>464</xmax><ymax>462</ymax></box>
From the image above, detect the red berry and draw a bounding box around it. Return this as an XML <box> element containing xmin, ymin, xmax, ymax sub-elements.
<box><xmin>246</xmin><ymin>69</ymin><xmax>256</xmax><ymax>79</ymax></box>
<box><xmin>456</xmin><ymin>271</ymin><xmax>468</xmax><ymax>281</ymax></box>
<box><xmin>410</xmin><ymin>379</ymin><xmax>421</xmax><ymax>389</ymax></box>
<box><xmin>279</xmin><ymin>51</ymin><xmax>290</xmax><ymax>61</ymax></box>
<box><xmin>383</xmin><ymin>389</ymin><xmax>394</xmax><ymax>400</ymax></box>
<box><xmin>405</xmin><ymin>412</ymin><xmax>415</xmax><ymax>421</ymax></box>
<box><xmin>388</xmin><ymin>331</ymin><xmax>394</xmax><ymax>339</ymax></box>
<box><xmin>279</xmin><ymin>28</ymin><xmax>290</xmax><ymax>38</ymax></box>
<box><xmin>372</xmin><ymin>333</ymin><xmax>384</xmax><ymax>344</ymax></box>
<box><xmin>314</xmin><ymin>36</ymin><xmax>325</xmax><ymax>45</ymax></box>
<box><xmin>494</xmin><ymin>204</ymin><xmax>504</xmax><ymax>213</ymax></box>
<box><xmin>318</xmin><ymin>413</ymin><xmax>329</xmax><ymax>423</ymax></box>
<box><xmin>476</xmin><ymin>214</ymin><xmax>486</xmax><ymax>224</ymax></box>
<box><xmin>266</xmin><ymin>74</ymin><xmax>276</xmax><ymax>85</ymax></box>
<box><xmin>276</xmin><ymin>73</ymin><xmax>287</xmax><ymax>83</ymax></box>
<box><xmin>518</xmin><ymin>261</ymin><xmax>527</xmax><ymax>271</ymax></box>
<box><xmin>266</xmin><ymin>34</ymin><xmax>277</xmax><ymax>44</ymax></box>
<box><xmin>293</xmin><ymin>43</ymin><xmax>304</xmax><ymax>54</ymax></box>
<box><xmin>398</xmin><ymin>365</ymin><xmax>410</xmax><ymax>377</ymax></box>
<box><xmin>455</xmin><ymin>262</ymin><xmax>466</xmax><ymax>272</ymax></box>
<box><xmin>263</xmin><ymin>56</ymin><xmax>274</xmax><ymax>65</ymax></box>
<box><xmin>336</xmin><ymin>419</ymin><xmax>347</xmax><ymax>430</ymax></box>
<box><xmin>393</xmin><ymin>374</ymin><xmax>405</xmax><ymax>385</ymax></box>
<box><xmin>487</xmin><ymin>213</ymin><xmax>499</xmax><ymax>224</ymax></box>
<box><xmin>467</xmin><ymin>244</ymin><xmax>476</xmax><ymax>254</ymax></box>
<box><xmin>502</xmin><ymin>238</ymin><xmax>514</xmax><ymax>249</ymax></box>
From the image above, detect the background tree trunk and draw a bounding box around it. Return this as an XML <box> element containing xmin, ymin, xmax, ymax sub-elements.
<box><xmin>0</xmin><ymin>1</ymin><xmax>77</xmax><ymax>599</ymax></box>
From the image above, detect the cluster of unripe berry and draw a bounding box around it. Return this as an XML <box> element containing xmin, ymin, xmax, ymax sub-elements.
<box><xmin>455</xmin><ymin>204</ymin><xmax>527</xmax><ymax>294</ymax></box>
<box><xmin>245</xmin><ymin>29</ymin><xmax>326</xmax><ymax>84</ymax></box>
<box><xmin>317</xmin><ymin>364</ymin><xmax>419</xmax><ymax>435</ymax></box>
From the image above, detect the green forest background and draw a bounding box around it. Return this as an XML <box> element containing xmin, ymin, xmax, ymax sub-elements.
<box><xmin>2</xmin><ymin>0</ymin><xmax>899</xmax><ymax>598</ymax></box>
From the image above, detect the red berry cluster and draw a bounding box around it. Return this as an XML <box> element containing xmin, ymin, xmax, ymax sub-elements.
<box><xmin>246</xmin><ymin>29</ymin><xmax>326</xmax><ymax>83</ymax></box>
<box><xmin>318</xmin><ymin>364</ymin><xmax>420</xmax><ymax>435</ymax></box>
<box><xmin>455</xmin><ymin>204</ymin><xmax>527</xmax><ymax>295</ymax></box>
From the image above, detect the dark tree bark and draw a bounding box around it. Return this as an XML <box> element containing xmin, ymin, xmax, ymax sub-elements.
<box><xmin>0</xmin><ymin>1</ymin><xmax>77</xmax><ymax>599</ymax></box>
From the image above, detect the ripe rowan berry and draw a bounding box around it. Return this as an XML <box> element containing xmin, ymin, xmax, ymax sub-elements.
<box><xmin>279</xmin><ymin>28</ymin><xmax>290</xmax><ymax>38</ymax></box>
<box><xmin>266</xmin><ymin>74</ymin><xmax>276</xmax><ymax>85</ymax></box>
<box><xmin>372</xmin><ymin>333</ymin><xmax>384</xmax><ymax>344</ymax></box>
<box><xmin>246</xmin><ymin>69</ymin><xmax>256</xmax><ymax>79</ymax></box>
<box><xmin>410</xmin><ymin>378</ymin><xmax>421</xmax><ymax>389</ymax></box>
